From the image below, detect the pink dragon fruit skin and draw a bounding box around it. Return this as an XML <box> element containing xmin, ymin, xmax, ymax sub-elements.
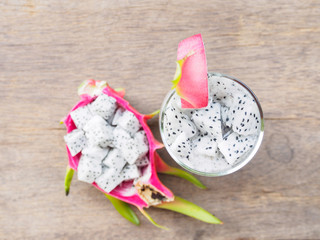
<box><xmin>64</xmin><ymin>85</ymin><xmax>174</xmax><ymax>208</ymax></box>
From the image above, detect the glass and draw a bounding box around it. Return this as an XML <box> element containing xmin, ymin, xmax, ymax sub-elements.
<box><xmin>159</xmin><ymin>72</ymin><xmax>264</xmax><ymax>177</ymax></box>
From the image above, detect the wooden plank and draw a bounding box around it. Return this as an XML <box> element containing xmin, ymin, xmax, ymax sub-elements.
<box><xmin>1</xmin><ymin>0</ymin><xmax>320</xmax><ymax>239</ymax></box>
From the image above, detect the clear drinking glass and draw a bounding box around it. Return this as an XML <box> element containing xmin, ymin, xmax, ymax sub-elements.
<box><xmin>159</xmin><ymin>72</ymin><xmax>264</xmax><ymax>177</ymax></box>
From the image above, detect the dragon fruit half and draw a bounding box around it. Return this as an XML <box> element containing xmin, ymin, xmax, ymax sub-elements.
<box><xmin>63</xmin><ymin>80</ymin><xmax>222</xmax><ymax>228</ymax></box>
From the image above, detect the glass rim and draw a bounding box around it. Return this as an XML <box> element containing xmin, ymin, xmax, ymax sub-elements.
<box><xmin>159</xmin><ymin>72</ymin><xmax>264</xmax><ymax>177</ymax></box>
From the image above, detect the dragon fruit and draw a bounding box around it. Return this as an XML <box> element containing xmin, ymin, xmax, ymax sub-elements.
<box><xmin>218</xmin><ymin>132</ymin><xmax>256</xmax><ymax>165</ymax></box>
<box><xmin>83</xmin><ymin>115</ymin><xmax>114</xmax><ymax>148</ymax></box>
<box><xmin>161</xmin><ymin>74</ymin><xmax>262</xmax><ymax>175</ymax></box>
<box><xmin>77</xmin><ymin>154</ymin><xmax>102</xmax><ymax>183</ymax></box>
<box><xmin>103</xmin><ymin>148</ymin><xmax>126</xmax><ymax>173</ymax></box>
<box><xmin>191</xmin><ymin>101</ymin><xmax>222</xmax><ymax>140</ymax></box>
<box><xmin>112</xmin><ymin>107</ymin><xmax>125</xmax><ymax>125</ymax></box>
<box><xmin>89</xmin><ymin>94</ymin><xmax>117</xmax><ymax>121</ymax></box>
<box><xmin>70</xmin><ymin>105</ymin><xmax>93</xmax><ymax>129</ymax></box>
<box><xmin>117</xmin><ymin>110</ymin><xmax>141</xmax><ymax>136</ymax></box>
<box><xmin>64</xmin><ymin>129</ymin><xmax>86</xmax><ymax>156</ymax></box>
<box><xmin>63</xmin><ymin>79</ymin><xmax>221</xmax><ymax>228</ymax></box>
<box><xmin>172</xmin><ymin>34</ymin><xmax>208</xmax><ymax>108</ymax></box>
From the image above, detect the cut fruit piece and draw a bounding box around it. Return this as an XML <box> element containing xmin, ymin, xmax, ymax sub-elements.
<box><xmin>77</xmin><ymin>155</ymin><xmax>102</xmax><ymax>183</ymax></box>
<box><xmin>135</xmin><ymin>156</ymin><xmax>149</xmax><ymax>167</ymax></box>
<box><xmin>121</xmin><ymin>164</ymin><xmax>140</xmax><ymax>181</ymax></box>
<box><xmin>218</xmin><ymin>132</ymin><xmax>256</xmax><ymax>165</ymax></box>
<box><xmin>103</xmin><ymin>148</ymin><xmax>127</xmax><ymax>174</ymax></box>
<box><xmin>64</xmin><ymin>129</ymin><xmax>87</xmax><ymax>157</ymax></box>
<box><xmin>117</xmin><ymin>110</ymin><xmax>141</xmax><ymax>136</ymax></box>
<box><xmin>172</xmin><ymin>34</ymin><xmax>208</xmax><ymax>109</ymax></box>
<box><xmin>70</xmin><ymin>105</ymin><xmax>93</xmax><ymax>129</ymax></box>
<box><xmin>191</xmin><ymin>102</ymin><xmax>222</xmax><ymax>140</ymax></box>
<box><xmin>89</xmin><ymin>94</ymin><xmax>117</xmax><ymax>121</ymax></box>
<box><xmin>112</xmin><ymin>107</ymin><xmax>125</xmax><ymax>126</ymax></box>
<box><xmin>83</xmin><ymin>115</ymin><xmax>114</xmax><ymax>148</ymax></box>
<box><xmin>81</xmin><ymin>146</ymin><xmax>110</xmax><ymax>162</ymax></box>
<box><xmin>95</xmin><ymin>167</ymin><xmax>123</xmax><ymax>193</ymax></box>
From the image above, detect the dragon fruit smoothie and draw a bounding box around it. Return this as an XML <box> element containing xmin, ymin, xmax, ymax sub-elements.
<box><xmin>160</xmin><ymin>72</ymin><xmax>264</xmax><ymax>176</ymax></box>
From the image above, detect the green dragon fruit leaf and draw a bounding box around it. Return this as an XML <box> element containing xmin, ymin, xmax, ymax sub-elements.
<box><xmin>155</xmin><ymin>196</ymin><xmax>222</xmax><ymax>224</ymax></box>
<box><xmin>64</xmin><ymin>166</ymin><xmax>74</xmax><ymax>196</ymax></box>
<box><xmin>138</xmin><ymin>207</ymin><xmax>169</xmax><ymax>230</ymax></box>
<box><xmin>154</xmin><ymin>152</ymin><xmax>206</xmax><ymax>189</ymax></box>
<box><xmin>105</xmin><ymin>194</ymin><xmax>140</xmax><ymax>226</ymax></box>
<box><xmin>144</xmin><ymin>109</ymin><xmax>161</xmax><ymax>120</ymax></box>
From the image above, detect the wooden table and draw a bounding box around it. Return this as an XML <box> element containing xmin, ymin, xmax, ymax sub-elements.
<box><xmin>1</xmin><ymin>1</ymin><xmax>319</xmax><ymax>239</ymax></box>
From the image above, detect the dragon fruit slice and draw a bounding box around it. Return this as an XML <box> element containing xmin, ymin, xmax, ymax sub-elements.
<box><xmin>163</xmin><ymin>104</ymin><xmax>194</xmax><ymax>146</ymax></box>
<box><xmin>83</xmin><ymin>115</ymin><xmax>114</xmax><ymax>148</ymax></box>
<box><xmin>191</xmin><ymin>102</ymin><xmax>222</xmax><ymax>140</ymax></box>
<box><xmin>171</xmin><ymin>133</ymin><xmax>192</xmax><ymax>160</ymax></box>
<box><xmin>135</xmin><ymin>156</ymin><xmax>149</xmax><ymax>167</ymax></box>
<box><xmin>77</xmin><ymin>155</ymin><xmax>103</xmax><ymax>183</ymax></box>
<box><xmin>103</xmin><ymin>148</ymin><xmax>126</xmax><ymax>173</ymax></box>
<box><xmin>95</xmin><ymin>167</ymin><xmax>123</xmax><ymax>193</ymax></box>
<box><xmin>70</xmin><ymin>105</ymin><xmax>93</xmax><ymax>129</ymax></box>
<box><xmin>117</xmin><ymin>110</ymin><xmax>141</xmax><ymax>136</ymax></box>
<box><xmin>112</xmin><ymin>107</ymin><xmax>125</xmax><ymax>125</ymax></box>
<box><xmin>113</xmin><ymin>126</ymin><xmax>131</xmax><ymax>149</ymax></box>
<box><xmin>209</xmin><ymin>76</ymin><xmax>236</xmax><ymax>108</ymax></box>
<box><xmin>230</xmin><ymin>94</ymin><xmax>260</xmax><ymax>135</ymax></box>
<box><xmin>218</xmin><ymin>132</ymin><xmax>256</xmax><ymax>165</ymax></box>
<box><xmin>133</xmin><ymin>131</ymin><xmax>149</xmax><ymax>159</ymax></box>
<box><xmin>89</xmin><ymin>94</ymin><xmax>117</xmax><ymax>121</ymax></box>
<box><xmin>64</xmin><ymin>129</ymin><xmax>87</xmax><ymax>156</ymax></box>
<box><xmin>121</xmin><ymin>164</ymin><xmax>140</xmax><ymax>180</ymax></box>
<box><xmin>63</xmin><ymin>80</ymin><xmax>221</xmax><ymax>228</ymax></box>
<box><xmin>172</xmin><ymin>34</ymin><xmax>209</xmax><ymax>108</ymax></box>
<box><xmin>82</xmin><ymin>145</ymin><xmax>109</xmax><ymax>162</ymax></box>
<box><xmin>193</xmin><ymin>135</ymin><xmax>219</xmax><ymax>158</ymax></box>
<box><xmin>65</xmin><ymin>84</ymin><xmax>174</xmax><ymax>209</ymax></box>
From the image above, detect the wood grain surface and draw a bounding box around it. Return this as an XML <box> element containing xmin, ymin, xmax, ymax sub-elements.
<box><xmin>1</xmin><ymin>0</ymin><xmax>320</xmax><ymax>239</ymax></box>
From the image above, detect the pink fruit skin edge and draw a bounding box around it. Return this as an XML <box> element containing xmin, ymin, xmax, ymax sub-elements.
<box><xmin>176</xmin><ymin>34</ymin><xmax>208</xmax><ymax>109</ymax></box>
<box><xmin>64</xmin><ymin>85</ymin><xmax>174</xmax><ymax>208</ymax></box>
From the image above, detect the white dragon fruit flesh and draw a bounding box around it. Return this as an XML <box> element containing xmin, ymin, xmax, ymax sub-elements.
<box><xmin>82</xmin><ymin>145</ymin><xmax>109</xmax><ymax>162</ymax></box>
<box><xmin>70</xmin><ymin>105</ymin><xmax>93</xmax><ymax>129</ymax></box>
<box><xmin>191</xmin><ymin>101</ymin><xmax>222</xmax><ymax>140</ymax></box>
<box><xmin>162</xmin><ymin>74</ymin><xmax>262</xmax><ymax>173</ymax></box>
<box><xmin>170</xmin><ymin>133</ymin><xmax>192</xmax><ymax>160</ymax></box>
<box><xmin>111</xmin><ymin>107</ymin><xmax>125</xmax><ymax>125</ymax></box>
<box><xmin>117</xmin><ymin>110</ymin><xmax>141</xmax><ymax>136</ymax></box>
<box><xmin>83</xmin><ymin>115</ymin><xmax>114</xmax><ymax>148</ymax></box>
<box><xmin>135</xmin><ymin>156</ymin><xmax>149</xmax><ymax>167</ymax></box>
<box><xmin>120</xmin><ymin>164</ymin><xmax>140</xmax><ymax>181</ymax></box>
<box><xmin>63</xmin><ymin>83</ymin><xmax>175</xmax><ymax>208</ymax></box>
<box><xmin>218</xmin><ymin>132</ymin><xmax>256</xmax><ymax>165</ymax></box>
<box><xmin>64</xmin><ymin>129</ymin><xmax>87</xmax><ymax>156</ymax></box>
<box><xmin>77</xmin><ymin>155</ymin><xmax>102</xmax><ymax>183</ymax></box>
<box><xmin>95</xmin><ymin>167</ymin><xmax>123</xmax><ymax>193</ymax></box>
<box><xmin>89</xmin><ymin>94</ymin><xmax>117</xmax><ymax>120</ymax></box>
<box><xmin>163</xmin><ymin>104</ymin><xmax>195</xmax><ymax>146</ymax></box>
<box><xmin>103</xmin><ymin>148</ymin><xmax>126</xmax><ymax>174</ymax></box>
